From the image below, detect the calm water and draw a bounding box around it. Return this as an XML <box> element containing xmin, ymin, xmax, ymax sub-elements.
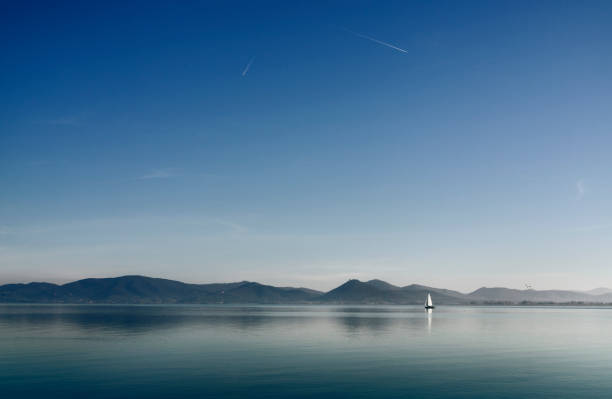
<box><xmin>1</xmin><ymin>305</ymin><xmax>611</xmax><ymax>398</ymax></box>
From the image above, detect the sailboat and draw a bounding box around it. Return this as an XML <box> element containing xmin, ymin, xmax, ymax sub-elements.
<box><xmin>425</xmin><ymin>293</ymin><xmax>435</xmax><ymax>309</ymax></box>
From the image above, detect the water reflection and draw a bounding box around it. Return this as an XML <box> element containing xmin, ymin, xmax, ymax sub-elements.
<box><xmin>2</xmin><ymin>305</ymin><xmax>612</xmax><ymax>399</ymax></box>
<box><xmin>2</xmin><ymin>304</ymin><xmax>611</xmax><ymax>343</ymax></box>
<box><xmin>335</xmin><ymin>315</ymin><xmax>393</xmax><ymax>335</ymax></box>
<box><xmin>0</xmin><ymin>305</ymin><xmax>438</xmax><ymax>336</ymax></box>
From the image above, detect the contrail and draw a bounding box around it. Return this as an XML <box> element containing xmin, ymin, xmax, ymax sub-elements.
<box><xmin>242</xmin><ymin>57</ymin><xmax>255</xmax><ymax>76</ymax></box>
<box><xmin>344</xmin><ymin>28</ymin><xmax>407</xmax><ymax>53</ymax></box>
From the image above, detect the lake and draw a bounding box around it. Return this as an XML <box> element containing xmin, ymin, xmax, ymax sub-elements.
<box><xmin>1</xmin><ymin>304</ymin><xmax>611</xmax><ymax>398</ymax></box>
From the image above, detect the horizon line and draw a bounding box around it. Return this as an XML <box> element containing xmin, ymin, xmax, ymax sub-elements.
<box><xmin>1</xmin><ymin>274</ymin><xmax>608</xmax><ymax>295</ymax></box>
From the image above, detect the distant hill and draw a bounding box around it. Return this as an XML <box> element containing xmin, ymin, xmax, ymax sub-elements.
<box><xmin>318</xmin><ymin>280</ymin><xmax>469</xmax><ymax>304</ymax></box>
<box><xmin>0</xmin><ymin>276</ymin><xmax>470</xmax><ymax>304</ymax></box>
<box><xmin>468</xmin><ymin>287</ymin><xmax>612</xmax><ymax>304</ymax></box>
<box><xmin>0</xmin><ymin>276</ymin><xmax>321</xmax><ymax>304</ymax></box>
<box><xmin>1</xmin><ymin>275</ymin><xmax>612</xmax><ymax>304</ymax></box>
<box><xmin>313</xmin><ymin>279</ymin><xmax>470</xmax><ymax>304</ymax></box>
<box><xmin>320</xmin><ymin>279</ymin><xmax>395</xmax><ymax>303</ymax></box>
<box><xmin>366</xmin><ymin>279</ymin><xmax>401</xmax><ymax>291</ymax></box>
<box><xmin>583</xmin><ymin>287</ymin><xmax>612</xmax><ymax>296</ymax></box>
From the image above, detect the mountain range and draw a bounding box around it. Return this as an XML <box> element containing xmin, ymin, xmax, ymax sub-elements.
<box><xmin>1</xmin><ymin>275</ymin><xmax>612</xmax><ymax>304</ymax></box>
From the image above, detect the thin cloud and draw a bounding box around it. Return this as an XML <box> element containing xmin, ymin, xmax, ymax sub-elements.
<box><xmin>343</xmin><ymin>28</ymin><xmax>408</xmax><ymax>53</ymax></box>
<box><xmin>212</xmin><ymin>218</ymin><xmax>248</xmax><ymax>234</ymax></box>
<box><xmin>576</xmin><ymin>179</ymin><xmax>586</xmax><ymax>199</ymax></box>
<box><xmin>140</xmin><ymin>168</ymin><xmax>180</xmax><ymax>179</ymax></box>
<box><xmin>242</xmin><ymin>57</ymin><xmax>255</xmax><ymax>76</ymax></box>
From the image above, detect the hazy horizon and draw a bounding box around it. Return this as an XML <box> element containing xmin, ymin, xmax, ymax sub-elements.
<box><xmin>3</xmin><ymin>1</ymin><xmax>612</xmax><ymax>293</ymax></box>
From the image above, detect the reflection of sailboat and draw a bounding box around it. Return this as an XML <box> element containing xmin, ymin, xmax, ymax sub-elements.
<box><xmin>427</xmin><ymin>308</ymin><xmax>432</xmax><ymax>333</ymax></box>
<box><xmin>425</xmin><ymin>293</ymin><xmax>435</xmax><ymax>309</ymax></box>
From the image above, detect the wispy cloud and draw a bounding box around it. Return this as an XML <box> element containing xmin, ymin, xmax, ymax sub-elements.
<box><xmin>140</xmin><ymin>168</ymin><xmax>180</xmax><ymax>179</ymax></box>
<box><xmin>212</xmin><ymin>218</ymin><xmax>248</xmax><ymax>234</ymax></box>
<box><xmin>343</xmin><ymin>28</ymin><xmax>408</xmax><ymax>53</ymax></box>
<box><xmin>242</xmin><ymin>57</ymin><xmax>255</xmax><ymax>76</ymax></box>
<box><xmin>576</xmin><ymin>179</ymin><xmax>586</xmax><ymax>200</ymax></box>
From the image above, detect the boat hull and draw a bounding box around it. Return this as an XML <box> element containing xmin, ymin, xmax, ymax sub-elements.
<box><xmin>425</xmin><ymin>306</ymin><xmax>435</xmax><ymax>309</ymax></box>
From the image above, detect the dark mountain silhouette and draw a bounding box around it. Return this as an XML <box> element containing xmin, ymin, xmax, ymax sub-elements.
<box><xmin>214</xmin><ymin>282</ymin><xmax>321</xmax><ymax>303</ymax></box>
<box><xmin>1</xmin><ymin>275</ymin><xmax>612</xmax><ymax>304</ymax></box>
<box><xmin>401</xmin><ymin>284</ymin><xmax>468</xmax><ymax>304</ymax></box>
<box><xmin>320</xmin><ymin>279</ymin><xmax>394</xmax><ymax>303</ymax></box>
<box><xmin>0</xmin><ymin>276</ymin><xmax>320</xmax><ymax>304</ymax></box>
<box><xmin>316</xmin><ymin>279</ymin><xmax>471</xmax><ymax>304</ymax></box>
<box><xmin>366</xmin><ymin>279</ymin><xmax>401</xmax><ymax>291</ymax></box>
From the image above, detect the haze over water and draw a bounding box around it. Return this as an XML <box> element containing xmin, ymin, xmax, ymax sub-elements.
<box><xmin>2</xmin><ymin>305</ymin><xmax>611</xmax><ymax>398</ymax></box>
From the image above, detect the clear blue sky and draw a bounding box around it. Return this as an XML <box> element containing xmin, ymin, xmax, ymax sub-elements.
<box><xmin>2</xmin><ymin>1</ymin><xmax>612</xmax><ymax>291</ymax></box>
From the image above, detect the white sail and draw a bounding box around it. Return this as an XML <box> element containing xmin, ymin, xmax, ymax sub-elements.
<box><xmin>426</xmin><ymin>293</ymin><xmax>433</xmax><ymax>307</ymax></box>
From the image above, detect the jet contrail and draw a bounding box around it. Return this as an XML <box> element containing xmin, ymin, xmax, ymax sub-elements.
<box><xmin>344</xmin><ymin>28</ymin><xmax>407</xmax><ymax>53</ymax></box>
<box><xmin>242</xmin><ymin>57</ymin><xmax>255</xmax><ymax>76</ymax></box>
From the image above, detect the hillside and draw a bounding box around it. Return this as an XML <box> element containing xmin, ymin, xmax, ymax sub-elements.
<box><xmin>2</xmin><ymin>276</ymin><xmax>612</xmax><ymax>304</ymax></box>
<box><xmin>468</xmin><ymin>287</ymin><xmax>612</xmax><ymax>303</ymax></box>
<box><xmin>0</xmin><ymin>276</ymin><xmax>321</xmax><ymax>304</ymax></box>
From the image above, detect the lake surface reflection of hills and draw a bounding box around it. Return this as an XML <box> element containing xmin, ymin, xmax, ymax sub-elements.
<box><xmin>2</xmin><ymin>305</ymin><xmax>612</xmax><ymax>398</ymax></box>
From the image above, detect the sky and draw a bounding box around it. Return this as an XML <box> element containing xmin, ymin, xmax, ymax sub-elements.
<box><xmin>1</xmin><ymin>1</ymin><xmax>612</xmax><ymax>292</ymax></box>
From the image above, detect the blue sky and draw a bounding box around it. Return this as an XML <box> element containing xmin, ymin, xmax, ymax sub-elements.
<box><xmin>2</xmin><ymin>1</ymin><xmax>612</xmax><ymax>291</ymax></box>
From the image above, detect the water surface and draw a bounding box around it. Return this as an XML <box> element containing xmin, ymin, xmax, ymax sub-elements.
<box><xmin>1</xmin><ymin>305</ymin><xmax>611</xmax><ymax>398</ymax></box>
